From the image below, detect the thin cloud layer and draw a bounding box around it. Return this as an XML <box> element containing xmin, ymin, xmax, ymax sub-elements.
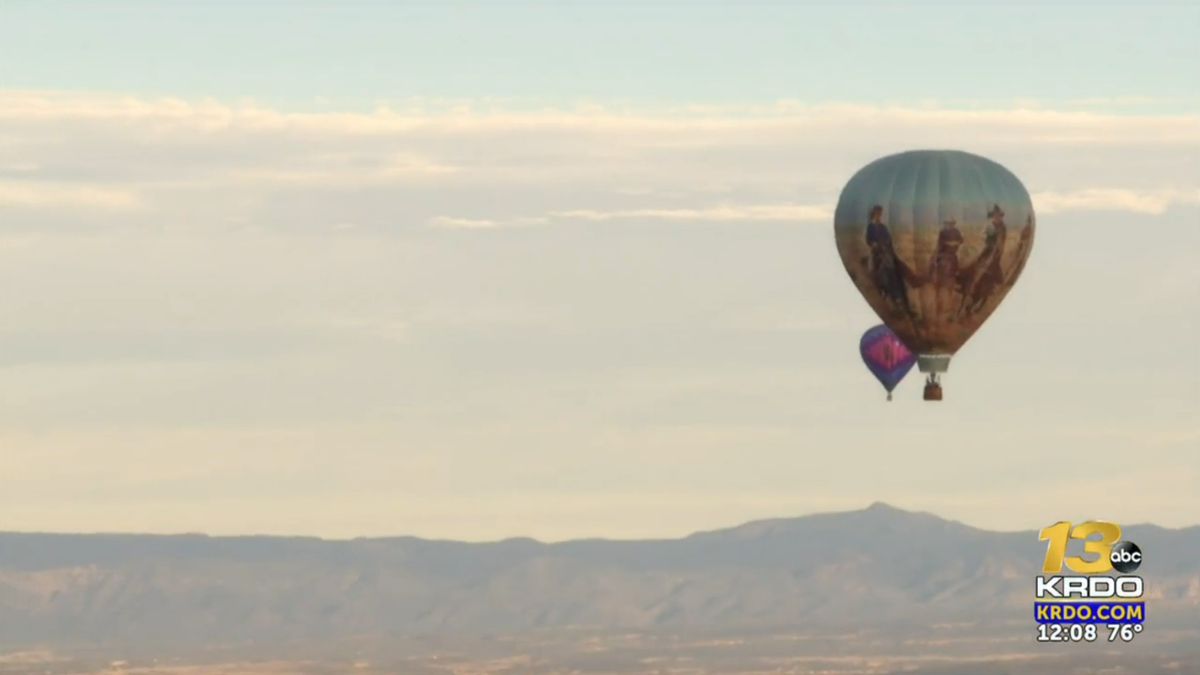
<box><xmin>0</xmin><ymin>179</ymin><xmax>143</xmax><ymax>211</ymax></box>
<box><xmin>1</xmin><ymin>90</ymin><xmax>1198</xmax><ymax>234</ymax></box>
<box><xmin>550</xmin><ymin>204</ymin><xmax>833</xmax><ymax>222</ymax></box>
<box><xmin>1032</xmin><ymin>188</ymin><xmax>1200</xmax><ymax>214</ymax></box>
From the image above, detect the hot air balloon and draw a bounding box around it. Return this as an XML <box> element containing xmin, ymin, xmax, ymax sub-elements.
<box><xmin>834</xmin><ymin>150</ymin><xmax>1035</xmax><ymax>401</ymax></box>
<box><xmin>860</xmin><ymin>324</ymin><xmax>916</xmax><ymax>401</ymax></box>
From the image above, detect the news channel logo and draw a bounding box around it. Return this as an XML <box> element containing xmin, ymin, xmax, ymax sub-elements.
<box><xmin>1034</xmin><ymin>521</ymin><xmax>1145</xmax><ymax>642</ymax></box>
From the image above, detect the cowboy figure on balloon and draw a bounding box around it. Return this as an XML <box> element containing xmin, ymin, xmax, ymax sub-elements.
<box><xmin>835</xmin><ymin>150</ymin><xmax>1036</xmax><ymax>402</ymax></box>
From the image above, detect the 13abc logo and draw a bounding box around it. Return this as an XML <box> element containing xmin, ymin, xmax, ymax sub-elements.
<box><xmin>1110</xmin><ymin>540</ymin><xmax>1142</xmax><ymax>574</ymax></box>
<box><xmin>1039</xmin><ymin>521</ymin><xmax>1143</xmax><ymax>575</ymax></box>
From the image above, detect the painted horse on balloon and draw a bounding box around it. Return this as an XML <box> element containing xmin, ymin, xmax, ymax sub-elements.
<box><xmin>834</xmin><ymin>150</ymin><xmax>1036</xmax><ymax>401</ymax></box>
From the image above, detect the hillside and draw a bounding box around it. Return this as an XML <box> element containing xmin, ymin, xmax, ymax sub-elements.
<box><xmin>1</xmin><ymin>503</ymin><xmax>1197</xmax><ymax>647</ymax></box>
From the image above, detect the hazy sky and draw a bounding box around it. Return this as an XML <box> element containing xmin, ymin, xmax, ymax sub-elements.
<box><xmin>1</xmin><ymin>1</ymin><xmax>1197</xmax><ymax>540</ymax></box>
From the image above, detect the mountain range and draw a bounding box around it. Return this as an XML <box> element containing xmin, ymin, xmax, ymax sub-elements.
<box><xmin>2</xmin><ymin>503</ymin><xmax>1197</xmax><ymax>647</ymax></box>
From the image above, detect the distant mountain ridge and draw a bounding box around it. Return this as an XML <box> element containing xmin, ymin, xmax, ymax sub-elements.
<box><xmin>1</xmin><ymin>502</ymin><xmax>1197</xmax><ymax>647</ymax></box>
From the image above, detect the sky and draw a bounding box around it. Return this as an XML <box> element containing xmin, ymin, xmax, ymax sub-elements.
<box><xmin>0</xmin><ymin>1</ymin><xmax>1198</xmax><ymax>541</ymax></box>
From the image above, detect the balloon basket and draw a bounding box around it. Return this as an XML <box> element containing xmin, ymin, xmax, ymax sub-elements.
<box><xmin>923</xmin><ymin>382</ymin><xmax>943</xmax><ymax>401</ymax></box>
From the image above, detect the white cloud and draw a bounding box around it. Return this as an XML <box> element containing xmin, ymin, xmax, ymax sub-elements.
<box><xmin>222</xmin><ymin>153</ymin><xmax>457</xmax><ymax>188</ymax></box>
<box><xmin>0</xmin><ymin>179</ymin><xmax>142</xmax><ymax>211</ymax></box>
<box><xmin>429</xmin><ymin>215</ymin><xmax>551</xmax><ymax>229</ymax></box>
<box><xmin>3</xmin><ymin>91</ymin><xmax>1196</xmax><ymax>139</ymax></box>
<box><xmin>428</xmin><ymin>216</ymin><xmax>500</xmax><ymax>229</ymax></box>
<box><xmin>1033</xmin><ymin>188</ymin><xmax>1200</xmax><ymax>215</ymax></box>
<box><xmin>550</xmin><ymin>204</ymin><xmax>832</xmax><ymax>222</ymax></box>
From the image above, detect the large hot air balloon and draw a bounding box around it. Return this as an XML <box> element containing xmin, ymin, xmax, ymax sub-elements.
<box><xmin>834</xmin><ymin>150</ymin><xmax>1035</xmax><ymax>401</ymax></box>
<box><xmin>860</xmin><ymin>324</ymin><xmax>915</xmax><ymax>401</ymax></box>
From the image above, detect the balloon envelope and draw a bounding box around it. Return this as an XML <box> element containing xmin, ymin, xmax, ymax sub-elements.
<box><xmin>860</xmin><ymin>324</ymin><xmax>915</xmax><ymax>395</ymax></box>
<box><xmin>833</xmin><ymin>150</ymin><xmax>1035</xmax><ymax>378</ymax></box>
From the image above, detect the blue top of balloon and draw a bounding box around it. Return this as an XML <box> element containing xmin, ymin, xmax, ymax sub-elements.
<box><xmin>834</xmin><ymin>149</ymin><xmax>1033</xmax><ymax>235</ymax></box>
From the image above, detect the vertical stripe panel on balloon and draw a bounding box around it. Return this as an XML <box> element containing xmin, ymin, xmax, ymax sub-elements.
<box><xmin>887</xmin><ymin>164</ymin><xmax>919</xmax><ymax>337</ymax></box>
<box><xmin>911</xmin><ymin>155</ymin><xmax>941</xmax><ymax>346</ymax></box>
<box><xmin>888</xmin><ymin>161</ymin><xmax>919</xmax><ymax>282</ymax></box>
<box><xmin>933</xmin><ymin>157</ymin><xmax>965</xmax><ymax>329</ymax></box>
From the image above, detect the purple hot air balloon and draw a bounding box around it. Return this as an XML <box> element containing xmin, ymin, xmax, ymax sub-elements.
<box><xmin>859</xmin><ymin>324</ymin><xmax>916</xmax><ymax>401</ymax></box>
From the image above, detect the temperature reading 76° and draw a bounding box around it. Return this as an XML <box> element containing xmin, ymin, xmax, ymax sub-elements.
<box><xmin>1107</xmin><ymin>624</ymin><xmax>1144</xmax><ymax>642</ymax></box>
